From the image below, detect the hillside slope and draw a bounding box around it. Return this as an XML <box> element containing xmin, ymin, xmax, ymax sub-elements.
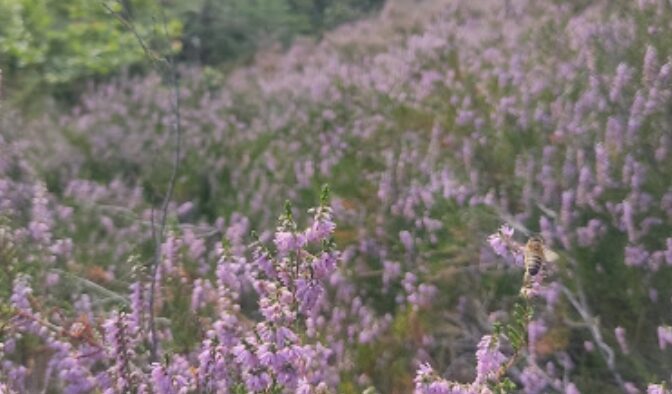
<box><xmin>1</xmin><ymin>0</ymin><xmax>672</xmax><ymax>392</ymax></box>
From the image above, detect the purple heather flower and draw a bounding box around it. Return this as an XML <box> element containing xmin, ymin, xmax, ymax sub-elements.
<box><xmin>197</xmin><ymin>338</ymin><xmax>220</xmax><ymax>389</ymax></box>
<box><xmin>306</xmin><ymin>206</ymin><xmax>336</xmax><ymax>243</ymax></box>
<box><xmin>560</xmin><ymin>190</ymin><xmax>575</xmax><ymax>227</ymax></box>
<box><xmin>296</xmin><ymin>278</ymin><xmax>324</xmax><ymax>314</ymax></box>
<box><xmin>400</xmin><ymin>230</ymin><xmax>414</xmax><ymax>251</ymax></box>
<box><xmin>257</xmin><ymin>343</ymin><xmax>287</xmax><ymax>370</ymax></box>
<box><xmin>243</xmin><ymin>370</ymin><xmax>272</xmax><ymax>392</ymax></box>
<box><xmin>427</xmin><ymin>380</ymin><xmax>452</xmax><ymax>394</ymax></box>
<box><xmin>274</xmin><ymin>231</ymin><xmax>306</xmax><ymax>254</ymax></box>
<box><xmin>184</xmin><ymin>229</ymin><xmax>206</xmax><ymax>261</ymax></box>
<box><xmin>576</xmin><ymin>167</ymin><xmax>593</xmax><ymax>207</ymax></box>
<box><xmin>487</xmin><ymin>225</ymin><xmax>514</xmax><ymax>257</ymax></box>
<box><xmin>609</xmin><ymin>63</ymin><xmax>632</xmax><ymax>102</ymax></box>
<box><xmin>56</xmin><ymin>354</ymin><xmax>96</xmax><ymax>394</ymax></box>
<box><xmin>296</xmin><ymin>378</ymin><xmax>315</xmax><ymax>394</ymax></box>
<box><xmin>625</xmin><ymin>382</ymin><xmax>641</xmax><ymax>394</ymax></box>
<box><xmin>487</xmin><ymin>234</ymin><xmax>508</xmax><ymax>257</ymax></box>
<box><xmin>615</xmin><ymin>326</ymin><xmax>629</xmax><ymax>354</ymax></box>
<box><xmin>312</xmin><ymin>252</ymin><xmax>338</xmax><ymax>280</ymax></box>
<box><xmin>259</xmin><ymin>286</ymin><xmax>296</xmax><ymax>323</ymax></box>
<box><xmin>594</xmin><ymin>143</ymin><xmax>610</xmax><ymax>187</ymax></box>
<box><xmin>565</xmin><ymin>383</ymin><xmax>581</xmax><ymax>394</ymax></box>
<box><xmin>383</xmin><ymin>261</ymin><xmax>401</xmax><ymax>289</ymax></box>
<box><xmin>520</xmin><ymin>366</ymin><xmax>547</xmax><ymax>394</ymax></box>
<box><xmin>407</xmin><ymin>283</ymin><xmax>438</xmax><ymax>310</ymax></box>
<box><xmin>29</xmin><ymin>183</ymin><xmax>53</xmax><ymax>245</ymax></box>
<box><xmin>233</xmin><ymin>342</ymin><xmax>258</xmax><ymax>369</ymax></box>
<box><xmin>648</xmin><ymin>384</ymin><xmax>670</xmax><ymax>394</ymax></box>
<box><xmin>665</xmin><ymin>238</ymin><xmax>672</xmax><ymax>265</ymax></box>
<box><xmin>658</xmin><ymin>326</ymin><xmax>672</xmax><ymax>350</ymax></box>
<box><xmin>305</xmin><ymin>218</ymin><xmax>335</xmax><ymax>243</ymax></box>
<box><xmin>475</xmin><ymin>335</ymin><xmax>506</xmax><ymax>383</ymax></box>
<box><xmin>10</xmin><ymin>276</ymin><xmax>33</xmax><ymax>311</ymax></box>
<box><xmin>643</xmin><ymin>45</ymin><xmax>659</xmax><ymax>85</ymax></box>
<box><xmin>605</xmin><ymin>117</ymin><xmax>624</xmax><ymax>154</ymax></box>
<box><xmin>649</xmin><ymin>288</ymin><xmax>658</xmax><ymax>302</ymax></box>
<box><xmin>129</xmin><ymin>281</ymin><xmax>145</xmax><ymax>333</ymax></box>
<box><xmin>415</xmin><ymin>363</ymin><xmax>435</xmax><ymax>382</ymax></box>
<box><xmin>150</xmin><ymin>363</ymin><xmax>175</xmax><ymax>394</ymax></box>
<box><xmin>576</xmin><ymin>219</ymin><xmax>606</xmax><ymax>247</ymax></box>
<box><xmin>161</xmin><ymin>233</ymin><xmax>179</xmax><ymax>276</ymax></box>
<box><xmin>191</xmin><ymin>278</ymin><xmax>207</xmax><ymax>312</ymax></box>
<box><xmin>275</xmin><ymin>362</ymin><xmax>299</xmax><ymax>387</ymax></box>
<box><xmin>103</xmin><ymin>312</ymin><xmax>134</xmax><ymax>393</ymax></box>
<box><xmin>414</xmin><ymin>363</ymin><xmax>472</xmax><ymax>394</ymax></box>
<box><xmin>624</xmin><ymin>245</ymin><xmax>649</xmax><ymax>267</ymax></box>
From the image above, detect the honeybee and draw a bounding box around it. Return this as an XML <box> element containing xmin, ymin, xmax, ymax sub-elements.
<box><xmin>520</xmin><ymin>235</ymin><xmax>559</xmax><ymax>298</ymax></box>
<box><xmin>524</xmin><ymin>235</ymin><xmax>546</xmax><ymax>277</ymax></box>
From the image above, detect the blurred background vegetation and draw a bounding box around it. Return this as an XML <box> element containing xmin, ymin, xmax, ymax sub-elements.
<box><xmin>0</xmin><ymin>0</ymin><xmax>384</xmax><ymax>109</ymax></box>
<box><xmin>3</xmin><ymin>0</ymin><xmax>671</xmax><ymax>391</ymax></box>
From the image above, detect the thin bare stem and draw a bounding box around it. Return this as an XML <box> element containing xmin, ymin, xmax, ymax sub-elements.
<box><xmin>559</xmin><ymin>283</ymin><xmax>627</xmax><ymax>392</ymax></box>
<box><xmin>495</xmin><ymin>348</ymin><xmax>521</xmax><ymax>381</ymax></box>
<box><xmin>103</xmin><ymin>0</ymin><xmax>183</xmax><ymax>362</ymax></box>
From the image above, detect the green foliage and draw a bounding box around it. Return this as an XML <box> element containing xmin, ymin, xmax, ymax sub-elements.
<box><xmin>179</xmin><ymin>0</ymin><xmax>385</xmax><ymax>65</ymax></box>
<box><xmin>0</xmin><ymin>0</ymin><xmax>182</xmax><ymax>104</ymax></box>
<box><xmin>179</xmin><ymin>0</ymin><xmax>310</xmax><ymax>65</ymax></box>
<box><xmin>1</xmin><ymin>0</ymin><xmax>384</xmax><ymax>107</ymax></box>
<box><xmin>491</xmin><ymin>378</ymin><xmax>517</xmax><ymax>394</ymax></box>
<box><xmin>493</xmin><ymin>301</ymin><xmax>533</xmax><ymax>353</ymax></box>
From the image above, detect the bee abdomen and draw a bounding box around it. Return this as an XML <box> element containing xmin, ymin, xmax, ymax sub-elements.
<box><xmin>526</xmin><ymin>255</ymin><xmax>543</xmax><ymax>276</ymax></box>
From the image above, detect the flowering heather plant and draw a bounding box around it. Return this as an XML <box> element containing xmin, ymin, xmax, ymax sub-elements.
<box><xmin>2</xmin><ymin>187</ymin><xmax>341</xmax><ymax>393</ymax></box>
<box><xmin>2</xmin><ymin>0</ymin><xmax>672</xmax><ymax>392</ymax></box>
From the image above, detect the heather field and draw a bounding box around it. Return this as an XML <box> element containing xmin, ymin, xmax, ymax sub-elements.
<box><xmin>1</xmin><ymin>0</ymin><xmax>672</xmax><ymax>393</ymax></box>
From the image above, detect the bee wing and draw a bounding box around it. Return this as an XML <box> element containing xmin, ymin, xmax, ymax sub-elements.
<box><xmin>535</xmin><ymin>202</ymin><xmax>558</xmax><ymax>219</ymax></box>
<box><xmin>544</xmin><ymin>247</ymin><xmax>559</xmax><ymax>262</ymax></box>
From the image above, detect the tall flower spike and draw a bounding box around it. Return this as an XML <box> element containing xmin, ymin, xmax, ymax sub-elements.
<box><xmin>104</xmin><ymin>312</ymin><xmax>134</xmax><ymax>393</ymax></box>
